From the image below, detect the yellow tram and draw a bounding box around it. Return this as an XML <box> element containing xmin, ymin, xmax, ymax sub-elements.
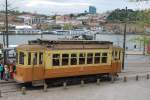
<box><xmin>14</xmin><ymin>39</ymin><xmax>123</xmax><ymax>83</ymax></box>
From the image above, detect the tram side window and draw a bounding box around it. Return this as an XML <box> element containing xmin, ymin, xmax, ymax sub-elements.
<box><xmin>28</xmin><ymin>52</ymin><xmax>31</xmax><ymax>65</ymax></box>
<box><xmin>87</xmin><ymin>53</ymin><xmax>93</xmax><ymax>64</ymax></box>
<box><xmin>79</xmin><ymin>53</ymin><xmax>86</xmax><ymax>65</ymax></box>
<box><xmin>19</xmin><ymin>52</ymin><xmax>24</xmax><ymax>65</ymax></box>
<box><xmin>94</xmin><ymin>53</ymin><xmax>100</xmax><ymax>64</ymax></box>
<box><xmin>39</xmin><ymin>52</ymin><xmax>43</xmax><ymax>64</ymax></box>
<box><xmin>62</xmin><ymin>54</ymin><xmax>69</xmax><ymax>66</ymax></box>
<box><xmin>71</xmin><ymin>54</ymin><xmax>77</xmax><ymax>65</ymax></box>
<box><xmin>52</xmin><ymin>54</ymin><xmax>60</xmax><ymax>66</ymax></box>
<box><xmin>33</xmin><ymin>53</ymin><xmax>37</xmax><ymax>65</ymax></box>
<box><xmin>101</xmin><ymin>53</ymin><xmax>108</xmax><ymax>63</ymax></box>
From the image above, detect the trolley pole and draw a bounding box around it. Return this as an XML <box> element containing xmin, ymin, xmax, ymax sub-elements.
<box><xmin>122</xmin><ymin>7</ymin><xmax>128</xmax><ymax>70</ymax></box>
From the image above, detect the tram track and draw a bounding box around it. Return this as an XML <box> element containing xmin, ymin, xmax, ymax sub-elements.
<box><xmin>0</xmin><ymin>71</ymin><xmax>150</xmax><ymax>94</ymax></box>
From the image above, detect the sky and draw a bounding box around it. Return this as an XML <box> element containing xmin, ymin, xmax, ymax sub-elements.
<box><xmin>1</xmin><ymin>0</ymin><xmax>150</xmax><ymax>15</ymax></box>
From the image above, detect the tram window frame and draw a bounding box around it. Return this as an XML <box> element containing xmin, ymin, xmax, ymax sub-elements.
<box><xmin>52</xmin><ymin>54</ymin><xmax>60</xmax><ymax>66</ymax></box>
<box><xmin>87</xmin><ymin>53</ymin><xmax>93</xmax><ymax>64</ymax></box>
<box><xmin>101</xmin><ymin>52</ymin><xmax>108</xmax><ymax>64</ymax></box>
<box><xmin>71</xmin><ymin>53</ymin><xmax>77</xmax><ymax>65</ymax></box>
<box><xmin>19</xmin><ymin>52</ymin><xmax>25</xmax><ymax>65</ymax></box>
<box><xmin>28</xmin><ymin>52</ymin><xmax>31</xmax><ymax>65</ymax></box>
<box><xmin>33</xmin><ymin>53</ymin><xmax>37</xmax><ymax>65</ymax></box>
<box><xmin>62</xmin><ymin>54</ymin><xmax>69</xmax><ymax>66</ymax></box>
<box><xmin>79</xmin><ymin>53</ymin><xmax>86</xmax><ymax>65</ymax></box>
<box><xmin>94</xmin><ymin>53</ymin><xmax>101</xmax><ymax>64</ymax></box>
<box><xmin>39</xmin><ymin>52</ymin><xmax>43</xmax><ymax>64</ymax></box>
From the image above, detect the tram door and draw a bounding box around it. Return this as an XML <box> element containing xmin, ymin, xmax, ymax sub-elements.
<box><xmin>31</xmin><ymin>52</ymin><xmax>44</xmax><ymax>82</ymax></box>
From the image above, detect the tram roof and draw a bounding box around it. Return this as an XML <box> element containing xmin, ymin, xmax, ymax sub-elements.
<box><xmin>17</xmin><ymin>39</ymin><xmax>118</xmax><ymax>50</ymax></box>
<box><xmin>28</xmin><ymin>39</ymin><xmax>113</xmax><ymax>45</ymax></box>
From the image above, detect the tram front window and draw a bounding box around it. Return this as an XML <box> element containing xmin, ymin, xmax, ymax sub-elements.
<box><xmin>19</xmin><ymin>52</ymin><xmax>24</xmax><ymax>65</ymax></box>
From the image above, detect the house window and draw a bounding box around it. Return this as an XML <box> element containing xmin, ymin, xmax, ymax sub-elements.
<box><xmin>94</xmin><ymin>53</ymin><xmax>100</xmax><ymax>64</ymax></box>
<box><xmin>62</xmin><ymin>54</ymin><xmax>69</xmax><ymax>66</ymax></box>
<box><xmin>71</xmin><ymin>54</ymin><xmax>77</xmax><ymax>65</ymax></box>
<box><xmin>19</xmin><ymin>52</ymin><xmax>24</xmax><ymax>65</ymax></box>
<box><xmin>28</xmin><ymin>52</ymin><xmax>31</xmax><ymax>65</ymax></box>
<box><xmin>39</xmin><ymin>52</ymin><xmax>43</xmax><ymax>64</ymax></box>
<box><xmin>79</xmin><ymin>53</ymin><xmax>86</xmax><ymax>65</ymax></box>
<box><xmin>52</xmin><ymin>54</ymin><xmax>60</xmax><ymax>66</ymax></box>
<box><xmin>87</xmin><ymin>53</ymin><xmax>93</xmax><ymax>64</ymax></box>
<box><xmin>101</xmin><ymin>53</ymin><xmax>108</xmax><ymax>63</ymax></box>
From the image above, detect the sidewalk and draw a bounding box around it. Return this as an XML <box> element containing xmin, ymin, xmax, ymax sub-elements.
<box><xmin>126</xmin><ymin>51</ymin><xmax>143</xmax><ymax>55</ymax></box>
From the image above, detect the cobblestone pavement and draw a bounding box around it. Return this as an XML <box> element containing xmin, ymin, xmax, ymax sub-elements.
<box><xmin>0</xmin><ymin>55</ymin><xmax>150</xmax><ymax>100</ymax></box>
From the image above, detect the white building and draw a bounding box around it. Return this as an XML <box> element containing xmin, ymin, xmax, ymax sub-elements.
<box><xmin>10</xmin><ymin>25</ymin><xmax>42</xmax><ymax>34</ymax></box>
<box><xmin>17</xmin><ymin>14</ymin><xmax>46</xmax><ymax>25</ymax></box>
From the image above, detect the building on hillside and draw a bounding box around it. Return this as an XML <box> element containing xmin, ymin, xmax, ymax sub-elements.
<box><xmin>55</xmin><ymin>15</ymin><xmax>82</xmax><ymax>26</ymax></box>
<box><xmin>89</xmin><ymin>6</ymin><xmax>96</xmax><ymax>14</ymax></box>
<box><xmin>17</xmin><ymin>14</ymin><xmax>46</xmax><ymax>26</ymax></box>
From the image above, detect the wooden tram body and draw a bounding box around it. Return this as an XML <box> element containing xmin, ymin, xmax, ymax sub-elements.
<box><xmin>14</xmin><ymin>39</ymin><xmax>123</xmax><ymax>83</ymax></box>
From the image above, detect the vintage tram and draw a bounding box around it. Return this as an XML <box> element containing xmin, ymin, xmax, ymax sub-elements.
<box><xmin>14</xmin><ymin>39</ymin><xmax>123</xmax><ymax>84</ymax></box>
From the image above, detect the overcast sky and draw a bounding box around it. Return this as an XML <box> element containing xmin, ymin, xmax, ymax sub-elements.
<box><xmin>1</xmin><ymin>0</ymin><xmax>150</xmax><ymax>15</ymax></box>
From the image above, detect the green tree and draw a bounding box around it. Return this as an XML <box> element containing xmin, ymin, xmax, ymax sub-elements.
<box><xmin>63</xmin><ymin>23</ymin><xmax>73</xmax><ymax>30</ymax></box>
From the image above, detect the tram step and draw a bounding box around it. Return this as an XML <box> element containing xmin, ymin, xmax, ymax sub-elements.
<box><xmin>32</xmin><ymin>80</ymin><xmax>44</xmax><ymax>86</ymax></box>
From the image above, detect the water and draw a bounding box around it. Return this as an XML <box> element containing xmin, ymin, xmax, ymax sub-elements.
<box><xmin>0</xmin><ymin>34</ymin><xmax>146</xmax><ymax>51</ymax></box>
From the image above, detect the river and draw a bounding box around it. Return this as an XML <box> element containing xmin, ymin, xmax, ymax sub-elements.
<box><xmin>0</xmin><ymin>34</ymin><xmax>146</xmax><ymax>51</ymax></box>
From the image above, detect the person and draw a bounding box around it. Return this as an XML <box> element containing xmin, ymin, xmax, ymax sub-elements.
<box><xmin>0</xmin><ymin>63</ymin><xmax>4</xmax><ymax>80</ymax></box>
<box><xmin>4</xmin><ymin>65</ymin><xmax>9</xmax><ymax>81</ymax></box>
<box><xmin>9</xmin><ymin>63</ymin><xmax>14</xmax><ymax>79</ymax></box>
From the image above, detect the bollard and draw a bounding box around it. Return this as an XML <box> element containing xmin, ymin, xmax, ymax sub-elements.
<box><xmin>123</xmin><ymin>76</ymin><xmax>127</xmax><ymax>82</ymax></box>
<box><xmin>0</xmin><ymin>90</ymin><xmax>2</xmax><ymax>97</ymax></box>
<box><xmin>43</xmin><ymin>83</ymin><xmax>48</xmax><ymax>92</ymax></box>
<box><xmin>80</xmin><ymin>80</ymin><xmax>84</xmax><ymax>87</ymax></box>
<box><xmin>21</xmin><ymin>87</ymin><xmax>26</xmax><ymax>95</ymax></box>
<box><xmin>96</xmin><ymin>79</ymin><xmax>100</xmax><ymax>85</ymax></box>
<box><xmin>147</xmin><ymin>74</ymin><xmax>149</xmax><ymax>79</ymax></box>
<box><xmin>136</xmin><ymin>75</ymin><xmax>139</xmax><ymax>81</ymax></box>
<box><xmin>111</xmin><ymin>76</ymin><xmax>115</xmax><ymax>83</ymax></box>
<box><xmin>63</xmin><ymin>82</ymin><xmax>67</xmax><ymax>89</ymax></box>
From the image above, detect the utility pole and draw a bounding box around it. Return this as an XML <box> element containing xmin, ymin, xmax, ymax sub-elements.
<box><xmin>5</xmin><ymin>0</ymin><xmax>9</xmax><ymax>48</ymax></box>
<box><xmin>122</xmin><ymin>7</ymin><xmax>128</xmax><ymax>70</ymax></box>
<box><xmin>4</xmin><ymin>0</ymin><xmax>9</xmax><ymax>64</ymax></box>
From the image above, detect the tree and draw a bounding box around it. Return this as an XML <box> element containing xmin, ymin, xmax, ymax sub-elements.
<box><xmin>63</xmin><ymin>23</ymin><xmax>73</xmax><ymax>30</ymax></box>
